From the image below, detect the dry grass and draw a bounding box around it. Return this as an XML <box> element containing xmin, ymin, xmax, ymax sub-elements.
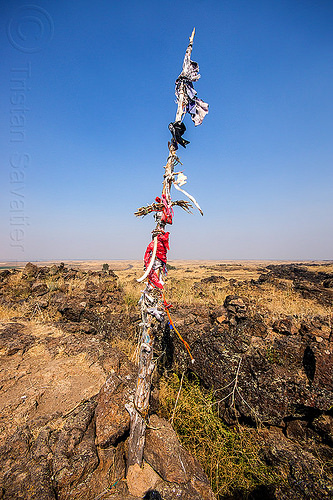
<box><xmin>0</xmin><ymin>300</ymin><xmax>61</xmax><ymax>325</ymax></box>
<box><xmin>121</xmin><ymin>284</ymin><xmax>141</xmax><ymax>314</ymax></box>
<box><xmin>0</xmin><ymin>304</ymin><xmax>18</xmax><ymax>321</ymax></box>
<box><xmin>233</xmin><ymin>281</ymin><xmax>331</xmax><ymax>324</ymax></box>
<box><xmin>2</xmin><ymin>260</ymin><xmax>331</xmax><ymax>330</ymax></box>
<box><xmin>110</xmin><ymin>336</ymin><xmax>138</xmax><ymax>362</ymax></box>
<box><xmin>166</xmin><ymin>277</ymin><xmax>228</xmax><ymax>307</ymax></box>
<box><xmin>303</xmin><ymin>263</ymin><xmax>333</xmax><ymax>273</ymax></box>
<box><xmin>29</xmin><ymin>302</ymin><xmax>62</xmax><ymax>324</ymax></box>
<box><xmin>115</xmin><ymin>270</ymin><xmax>144</xmax><ymax>316</ymax></box>
<box><xmin>117</xmin><ymin>261</ymin><xmax>332</xmax><ymax>325</ymax></box>
<box><xmin>159</xmin><ymin>373</ymin><xmax>283</xmax><ymax>498</ymax></box>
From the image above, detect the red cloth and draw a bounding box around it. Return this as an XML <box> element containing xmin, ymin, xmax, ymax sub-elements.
<box><xmin>161</xmin><ymin>194</ymin><xmax>173</xmax><ymax>224</ymax></box>
<box><xmin>144</xmin><ymin>232</ymin><xmax>170</xmax><ymax>267</ymax></box>
<box><xmin>148</xmin><ymin>270</ymin><xmax>164</xmax><ymax>289</ymax></box>
<box><xmin>155</xmin><ymin>195</ymin><xmax>173</xmax><ymax>225</ymax></box>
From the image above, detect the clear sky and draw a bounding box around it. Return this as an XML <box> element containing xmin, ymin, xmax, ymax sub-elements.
<box><xmin>1</xmin><ymin>0</ymin><xmax>332</xmax><ymax>262</ymax></box>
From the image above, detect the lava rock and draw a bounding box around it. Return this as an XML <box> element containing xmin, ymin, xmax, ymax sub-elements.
<box><xmin>31</xmin><ymin>282</ymin><xmax>49</xmax><ymax>296</ymax></box>
<box><xmin>224</xmin><ymin>295</ymin><xmax>248</xmax><ymax>322</ymax></box>
<box><xmin>272</xmin><ymin>317</ymin><xmax>297</xmax><ymax>335</ymax></box>
<box><xmin>23</xmin><ymin>262</ymin><xmax>39</xmax><ymax>278</ymax></box>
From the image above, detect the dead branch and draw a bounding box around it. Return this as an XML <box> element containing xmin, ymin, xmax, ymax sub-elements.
<box><xmin>134</xmin><ymin>200</ymin><xmax>192</xmax><ymax>217</ymax></box>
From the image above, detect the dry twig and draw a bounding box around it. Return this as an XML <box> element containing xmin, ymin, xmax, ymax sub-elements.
<box><xmin>134</xmin><ymin>200</ymin><xmax>193</xmax><ymax>217</ymax></box>
<box><xmin>171</xmin><ymin>371</ymin><xmax>185</xmax><ymax>425</ymax></box>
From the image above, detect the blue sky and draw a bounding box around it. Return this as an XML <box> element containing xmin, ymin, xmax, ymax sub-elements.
<box><xmin>1</xmin><ymin>0</ymin><xmax>332</xmax><ymax>261</ymax></box>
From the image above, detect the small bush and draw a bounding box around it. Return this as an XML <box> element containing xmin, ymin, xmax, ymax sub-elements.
<box><xmin>159</xmin><ymin>374</ymin><xmax>282</xmax><ymax>499</ymax></box>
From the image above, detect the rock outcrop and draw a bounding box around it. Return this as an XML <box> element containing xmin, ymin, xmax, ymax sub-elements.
<box><xmin>258</xmin><ymin>263</ymin><xmax>333</xmax><ymax>305</ymax></box>
<box><xmin>0</xmin><ymin>264</ymin><xmax>216</xmax><ymax>500</ymax></box>
<box><xmin>1</xmin><ymin>262</ymin><xmax>332</xmax><ymax>499</ymax></box>
<box><xmin>165</xmin><ymin>264</ymin><xmax>333</xmax><ymax>499</ymax></box>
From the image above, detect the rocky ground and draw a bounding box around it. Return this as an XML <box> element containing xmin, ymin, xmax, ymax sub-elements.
<box><xmin>0</xmin><ymin>262</ymin><xmax>332</xmax><ymax>499</ymax></box>
<box><xmin>0</xmin><ymin>263</ymin><xmax>215</xmax><ymax>500</ymax></box>
<box><xmin>162</xmin><ymin>263</ymin><xmax>333</xmax><ymax>499</ymax></box>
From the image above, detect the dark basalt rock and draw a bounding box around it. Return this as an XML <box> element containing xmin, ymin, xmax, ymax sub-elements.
<box><xmin>58</xmin><ymin>299</ymin><xmax>87</xmax><ymax>322</ymax></box>
<box><xmin>166</xmin><ymin>283</ymin><xmax>333</xmax><ymax>499</ymax></box>
<box><xmin>22</xmin><ymin>262</ymin><xmax>39</xmax><ymax>278</ymax></box>
<box><xmin>200</xmin><ymin>275</ymin><xmax>227</xmax><ymax>284</ymax></box>
<box><xmin>272</xmin><ymin>317</ymin><xmax>297</xmax><ymax>335</ymax></box>
<box><xmin>260</xmin><ymin>427</ymin><xmax>332</xmax><ymax>499</ymax></box>
<box><xmin>265</xmin><ymin>264</ymin><xmax>333</xmax><ymax>284</ymax></box>
<box><xmin>323</xmin><ymin>278</ymin><xmax>333</xmax><ymax>288</ymax></box>
<box><xmin>224</xmin><ymin>295</ymin><xmax>248</xmax><ymax>324</ymax></box>
<box><xmin>0</xmin><ymin>322</ymin><xmax>35</xmax><ymax>355</ymax></box>
<box><xmin>293</xmin><ymin>278</ymin><xmax>333</xmax><ymax>305</ymax></box>
<box><xmin>31</xmin><ymin>282</ymin><xmax>49</xmax><ymax>296</ymax></box>
<box><xmin>257</xmin><ymin>264</ymin><xmax>333</xmax><ymax>306</ymax></box>
<box><xmin>0</xmin><ymin>270</ymin><xmax>11</xmax><ymax>281</ymax></box>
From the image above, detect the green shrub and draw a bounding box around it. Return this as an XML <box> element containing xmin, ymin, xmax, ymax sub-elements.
<box><xmin>159</xmin><ymin>373</ymin><xmax>282</xmax><ymax>499</ymax></box>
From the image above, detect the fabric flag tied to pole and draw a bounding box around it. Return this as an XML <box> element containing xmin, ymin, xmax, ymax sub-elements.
<box><xmin>144</xmin><ymin>232</ymin><xmax>170</xmax><ymax>266</ymax></box>
<box><xmin>143</xmin><ymin>231</ymin><xmax>170</xmax><ymax>289</ymax></box>
<box><xmin>128</xmin><ymin>29</ymin><xmax>207</xmax><ymax>470</ymax></box>
<box><xmin>168</xmin><ymin>121</ymin><xmax>190</xmax><ymax>148</ymax></box>
<box><xmin>175</xmin><ymin>41</ymin><xmax>209</xmax><ymax>127</ymax></box>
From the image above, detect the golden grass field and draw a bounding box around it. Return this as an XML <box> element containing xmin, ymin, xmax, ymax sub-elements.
<box><xmin>115</xmin><ymin>260</ymin><xmax>333</xmax><ymax>326</ymax></box>
<box><xmin>1</xmin><ymin>259</ymin><xmax>332</xmax><ymax>324</ymax></box>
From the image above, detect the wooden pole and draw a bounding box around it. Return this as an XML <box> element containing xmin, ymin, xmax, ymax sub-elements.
<box><xmin>127</xmin><ymin>29</ymin><xmax>197</xmax><ymax>469</ymax></box>
<box><xmin>127</xmin><ymin>308</ymin><xmax>154</xmax><ymax>466</ymax></box>
<box><xmin>127</xmin><ymin>142</ymin><xmax>177</xmax><ymax>468</ymax></box>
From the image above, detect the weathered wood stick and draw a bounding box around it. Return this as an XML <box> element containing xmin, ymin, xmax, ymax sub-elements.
<box><xmin>127</xmin><ymin>314</ymin><xmax>155</xmax><ymax>467</ymax></box>
<box><xmin>127</xmin><ymin>29</ymin><xmax>197</xmax><ymax>472</ymax></box>
<box><xmin>127</xmin><ymin>148</ymin><xmax>178</xmax><ymax>469</ymax></box>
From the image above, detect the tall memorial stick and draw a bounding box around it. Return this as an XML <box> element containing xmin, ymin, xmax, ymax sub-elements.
<box><xmin>127</xmin><ymin>28</ymin><xmax>209</xmax><ymax>468</ymax></box>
